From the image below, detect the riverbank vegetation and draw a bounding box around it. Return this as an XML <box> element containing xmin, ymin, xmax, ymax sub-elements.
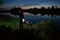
<box><xmin>0</xmin><ymin>15</ymin><xmax>60</xmax><ymax>40</ymax></box>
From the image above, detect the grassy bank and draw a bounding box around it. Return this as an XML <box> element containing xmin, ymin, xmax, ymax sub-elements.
<box><xmin>0</xmin><ymin>15</ymin><xmax>60</xmax><ymax>40</ymax></box>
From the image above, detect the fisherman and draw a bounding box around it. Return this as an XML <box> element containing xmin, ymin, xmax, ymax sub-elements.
<box><xmin>10</xmin><ymin>7</ymin><xmax>24</xmax><ymax>30</ymax></box>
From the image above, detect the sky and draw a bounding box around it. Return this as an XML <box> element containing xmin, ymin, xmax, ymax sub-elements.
<box><xmin>2</xmin><ymin>0</ymin><xmax>60</xmax><ymax>8</ymax></box>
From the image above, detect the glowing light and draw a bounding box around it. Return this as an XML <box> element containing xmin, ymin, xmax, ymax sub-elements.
<box><xmin>22</xmin><ymin>18</ymin><xmax>25</xmax><ymax>23</ymax></box>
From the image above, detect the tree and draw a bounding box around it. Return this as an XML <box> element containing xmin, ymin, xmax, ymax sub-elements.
<box><xmin>0</xmin><ymin>0</ymin><xmax>3</xmax><ymax>6</ymax></box>
<box><xmin>32</xmin><ymin>7</ymin><xmax>38</xmax><ymax>15</ymax></box>
<box><xmin>51</xmin><ymin>6</ymin><xmax>54</xmax><ymax>9</ymax></box>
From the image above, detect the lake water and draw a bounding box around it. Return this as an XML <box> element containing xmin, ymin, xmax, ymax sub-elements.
<box><xmin>9</xmin><ymin>13</ymin><xmax>60</xmax><ymax>26</ymax></box>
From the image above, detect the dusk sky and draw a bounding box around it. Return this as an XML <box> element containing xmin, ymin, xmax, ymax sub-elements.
<box><xmin>2</xmin><ymin>0</ymin><xmax>60</xmax><ymax>8</ymax></box>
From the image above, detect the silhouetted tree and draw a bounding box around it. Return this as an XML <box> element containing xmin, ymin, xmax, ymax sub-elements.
<box><xmin>0</xmin><ymin>0</ymin><xmax>3</xmax><ymax>6</ymax></box>
<box><xmin>31</xmin><ymin>7</ymin><xmax>38</xmax><ymax>15</ymax></box>
<box><xmin>51</xmin><ymin>6</ymin><xmax>55</xmax><ymax>9</ymax></box>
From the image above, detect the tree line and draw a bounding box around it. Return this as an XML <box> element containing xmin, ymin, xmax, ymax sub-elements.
<box><xmin>24</xmin><ymin>6</ymin><xmax>60</xmax><ymax>15</ymax></box>
<box><xmin>0</xmin><ymin>6</ymin><xmax>60</xmax><ymax>16</ymax></box>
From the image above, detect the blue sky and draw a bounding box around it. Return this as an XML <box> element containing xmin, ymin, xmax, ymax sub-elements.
<box><xmin>2</xmin><ymin>0</ymin><xmax>60</xmax><ymax>7</ymax></box>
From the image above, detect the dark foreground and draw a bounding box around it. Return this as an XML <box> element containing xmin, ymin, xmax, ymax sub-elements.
<box><xmin>0</xmin><ymin>26</ymin><xmax>37</xmax><ymax>40</ymax></box>
<box><xmin>0</xmin><ymin>25</ymin><xmax>60</xmax><ymax>40</ymax></box>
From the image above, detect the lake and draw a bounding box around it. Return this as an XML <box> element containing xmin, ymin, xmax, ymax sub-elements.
<box><xmin>9</xmin><ymin>13</ymin><xmax>60</xmax><ymax>26</ymax></box>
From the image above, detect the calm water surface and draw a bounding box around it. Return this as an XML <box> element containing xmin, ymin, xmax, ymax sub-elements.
<box><xmin>10</xmin><ymin>13</ymin><xmax>60</xmax><ymax>26</ymax></box>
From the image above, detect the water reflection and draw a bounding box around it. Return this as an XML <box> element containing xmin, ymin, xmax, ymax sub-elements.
<box><xmin>9</xmin><ymin>13</ymin><xmax>60</xmax><ymax>26</ymax></box>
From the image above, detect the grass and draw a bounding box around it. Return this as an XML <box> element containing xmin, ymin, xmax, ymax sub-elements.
<box><xmin>0</xmin><ymin>15</ymin><xmax>55</xmax><ymax>30</ymax></box>
<box><xmin>0</xmin><ymin>15</ymin><xmax>57</xmax><ymax>40</ymax></box>
<box><xmin>0</xmin><ymin>15</ymin><xmax>20</xmax><ymax>30</ymax></box>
